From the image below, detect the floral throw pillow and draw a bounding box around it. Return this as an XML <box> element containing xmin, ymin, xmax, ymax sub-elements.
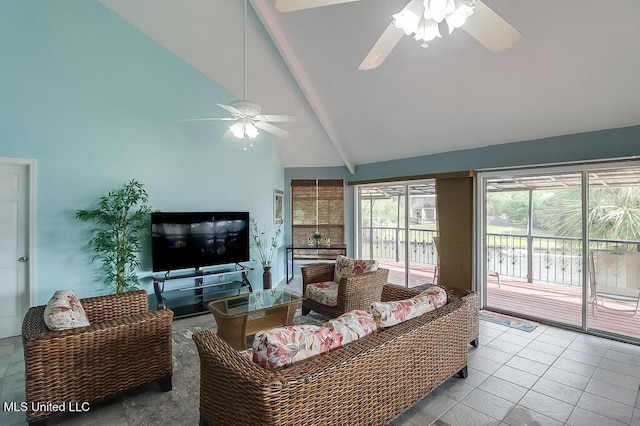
<box><xmin>43</xmin><ymin>290</ymin><xmax>90</xmax><ymax>331</ymax></box>
<box><xmin>323</xmin><ymin>310</ymin><xmax>377</xmax><ymax>345</ymax></box>
<box><xmin>252</xmin><ymin>324</ymin><xmax>341</xmax><ymax>369</ymax></box>
<box><xmin>370</xmin><ymin>285</ymin><xmax>447</xmax><ymax>328</ymax></box>
<box><xmin>333</xmin><ymin>255</ymin><xmax>379</xmax><ymax>283</ymax></box>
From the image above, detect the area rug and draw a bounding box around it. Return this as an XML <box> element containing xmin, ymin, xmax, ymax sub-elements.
<box><xmin>121</xmin><ymin>309</ymin><xmax>328</xmax><ymax>426</ymax></box>
<box><xmin>479</xmin><ymin>310</ymin><xmax>539</xmax><ymax>332</ymax></box>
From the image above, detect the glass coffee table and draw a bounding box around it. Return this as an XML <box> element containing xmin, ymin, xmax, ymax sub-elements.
<box><xmin>207</xmin><ymin>289</ymin><xmax>304</xmax><ymax>350</ymax></box>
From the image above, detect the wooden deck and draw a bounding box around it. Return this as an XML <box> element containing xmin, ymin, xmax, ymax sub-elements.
<box><xmin>378</xmin><ymin>260</ymin><xmax>640</xmax><ymax>340</ymax></box>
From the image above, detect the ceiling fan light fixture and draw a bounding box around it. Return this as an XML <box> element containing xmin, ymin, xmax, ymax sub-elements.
<box><xmin>445</xmin><ymin>0</ymin><xmax>474</xmax><ymax>34</ymax></box>
<box><xmin>424</xmin><ymin>0</ymin><xmax>455</xmax><ymax>23</ymax></box>
<box><xmin>229</xmin><ymin>120</ymin><xmax>259</xmax><ymax>139</ymax></box>
<box><xmin>393</xmin><ymin>0</ymin><xmax>474</xmax><ymax>44</ymax></box>
<box><xmin>392</xmin><ymin>0</ymin><xmax>423</xmax><ymax>36</ymax></box>
<box><xmin>414</xmin><ymin>17</ymin><xmax>441</xmax><ymax>42</ymax></box>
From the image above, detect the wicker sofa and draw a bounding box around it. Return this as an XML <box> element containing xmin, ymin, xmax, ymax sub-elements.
<box><xmin>22</xmin><ymin>290</ymin><xmax>174</xmax><ymax>426</ymax></box>
<box><xmin>194</xmin><ymin>284</ymin><xmax>474</xmax><ymax>426</ymax></box>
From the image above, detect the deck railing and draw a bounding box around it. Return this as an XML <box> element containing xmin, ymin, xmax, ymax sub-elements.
<box><xmin>361</xmin><ymin>226</ymin><xmax>640</xmax><ymax>287</ymax></box>
<box><xmin>360</xmin><ymin>227</ymin><xmax>438</xmax><ymax>265</ymax></box>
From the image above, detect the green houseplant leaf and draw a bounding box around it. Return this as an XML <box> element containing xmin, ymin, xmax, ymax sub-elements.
<box><xmin>76</xmin><ymin>179</ymin><xmax>151</xmax><ymax>293</ymax></box>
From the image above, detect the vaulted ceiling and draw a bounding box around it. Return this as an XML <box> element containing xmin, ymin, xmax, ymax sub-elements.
<box><xmin>101</xmin><ymin>0</ymin><xmax>640</xmax><ymax>172</ymax></box>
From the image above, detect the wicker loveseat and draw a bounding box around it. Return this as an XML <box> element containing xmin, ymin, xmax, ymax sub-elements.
<box><xmin>194</xmin><ymin>284</ymin><xmax>474</xmax><ymax>426</ymax></box>
<box><xmin>301</xmin><ymin>261</ymin><xmax>389</xmax><ymax>318</ymax></box>
<box><xmin>22</xmin><ymin>290</ymin><xmax>174</xmax><ymax>426</ymax></box>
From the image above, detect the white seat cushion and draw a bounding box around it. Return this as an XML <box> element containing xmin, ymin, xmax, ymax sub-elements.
<box><xmin>305</xmin><ymin>281</ymin><xmax>339</xmax><ymax>306</ymax></box>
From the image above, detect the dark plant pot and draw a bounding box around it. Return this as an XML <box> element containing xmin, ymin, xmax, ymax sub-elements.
<box><xmin>263</xmin><ymin>266</ymin><xmax>272</xmax><ymax>290</ymax></box>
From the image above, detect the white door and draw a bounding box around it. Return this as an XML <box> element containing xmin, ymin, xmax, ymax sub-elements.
<box><xmin>0</xmin><ymin>164</ymin><xmax>29</xmax><ymax>338</ymax></box>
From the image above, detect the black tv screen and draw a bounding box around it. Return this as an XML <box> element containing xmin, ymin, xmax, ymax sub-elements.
<box><xmin>151</xmin><ymin>212</ymin><xmax>250</xmax><ymax>272</ymax></box>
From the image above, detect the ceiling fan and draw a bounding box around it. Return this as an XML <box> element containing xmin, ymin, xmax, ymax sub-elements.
<box><xmin>182</xmin><ymin>0</ymin><xmax>296</xmax><ymax>148</ymax></box>
<box><xmin>274</xmin><ymin>0</ymin><xmax>521</xmax><ymax>70</ymax></box>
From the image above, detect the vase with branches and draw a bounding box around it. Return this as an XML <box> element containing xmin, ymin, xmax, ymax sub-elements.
<box><xmin>76</xmin><ymin>179</ymin><xmax>151</xmax><ymax>293</ymax></box>
<box><xmin>250</xmin><ymin>217</ymin><xmax>282</xmax><ymax>268</ymax></box>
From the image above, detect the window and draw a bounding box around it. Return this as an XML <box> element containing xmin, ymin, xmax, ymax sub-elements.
<box><xmin>291</xmin><ymin>179</ymin><xmax>344</xmax><ymax>246</ymax></box>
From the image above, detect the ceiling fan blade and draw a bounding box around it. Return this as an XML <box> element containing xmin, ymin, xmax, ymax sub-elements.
<box><xmin>216</xmin><ymin>103</ymin><xmax>243</xmax><ymax>116</ymax></box>
<box><xmin>358</xmin><ymin>22</ymin><xmax>405</xmax><ymax>71</ymax></box>
<box><xmin>180</xmin><ymin>118</ymin><xmax>237</xmax><ymax>122</ymax></box>
<box><xmin>256</xmin><ymin>114</ymin><xmax>298</xmax><ymax>123</ymax></box>
<box><xmin>275</xmin><ymin>0</ymin><xmax>359</xmax><ymax>12</ymax></box>
<box><xmin>461</xmin><ymin>0</ymin><xmax>521</xmax><ymax>53</ymax></box>
<box><xmin>254</xmin><ymin>121</ymin><xmax>292</xmax><ymax>138</ymax></box>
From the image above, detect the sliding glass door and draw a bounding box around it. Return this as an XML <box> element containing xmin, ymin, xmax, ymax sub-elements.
<box><xmin>482</xmin><ymin>172</ymin><xmax>584</xmax><ymax>327</ymax></box>
<box><xmin>479</xmin><ymin>163</ymin><xmax>640</xmax><ymax>341</ymax></box>
<box><xmin>357</xmin><ymin>180</ymin><xmax>437</xmax><ymax>287</ymax></box>
<box><xmin>586</xmin><ymin>168</ymin><xmax>640</xmax><ymax>338</ymax></box>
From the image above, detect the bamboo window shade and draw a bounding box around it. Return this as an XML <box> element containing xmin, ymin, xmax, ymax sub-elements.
<box><xmin>291</xmin><ymin>179</ymin><xmax>344</xmax><ymax>249</ymax></box>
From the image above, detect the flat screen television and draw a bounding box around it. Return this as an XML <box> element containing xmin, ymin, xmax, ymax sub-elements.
<box><xmin>151</xmin><ymin>212</ymin><xmax>250</xmax><ymax>272</ymax></box>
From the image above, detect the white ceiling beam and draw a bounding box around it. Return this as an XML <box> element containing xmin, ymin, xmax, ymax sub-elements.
<box><xmin>249</xmin><ymin>0</ymin><xmax>356</xmax><ymax>174</ymax></box>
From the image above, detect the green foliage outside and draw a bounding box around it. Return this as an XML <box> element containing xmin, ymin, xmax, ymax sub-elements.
<box><xmin>537</xmin><ymin>187</ymin><xmax>640</xmax><ymax>241</ymax></box>
<box><xmin>489</xmin><ymin>186</ymin><xmax>640</xmax><ymax>242</ymax></box>
<box><xmin>76</xmin><ymin>180</ymin><xmax>151</xmax><ymax>293</ymax></box>
<box><xmin>360</xmin><ymin>197</ymin><xmax>405</xmax><ymax>227</ymax></box>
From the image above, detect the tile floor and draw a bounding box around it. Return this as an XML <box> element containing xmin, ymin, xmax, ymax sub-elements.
<box><xmin>389</xmin><ymin>318</ymin><xmax>640</xmax><ymax>426</ymax></box>
<box><xmin>2</xmin><ymin>287</ymin><xmax>640</xmax><ymax>425</ymax></box>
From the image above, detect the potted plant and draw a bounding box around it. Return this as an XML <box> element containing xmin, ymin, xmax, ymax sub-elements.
<box><xmin>250</xmin><ymin>217</ymin><xmax>282</xmax><ymax>290</ymax></box>
<box><xmin>76</xmin><ymin>179</ymin><xmax>151</xmax><ymax>293</ymax></box>
<box><xmin>312</xmin><ymin>231</ymin><xmax>322</xmax><ymax>247</ymax></box>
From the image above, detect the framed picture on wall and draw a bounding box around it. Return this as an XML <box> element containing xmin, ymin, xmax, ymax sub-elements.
<box><xmin>273</xmin><ymin>189</ymin><xmax>284</xmax><ymax>224</ymax></box>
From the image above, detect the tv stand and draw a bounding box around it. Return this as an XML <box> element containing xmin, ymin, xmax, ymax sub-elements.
<box><xmin>153</xmin><ymin>264</ymin><xmax>253</xmax><ymax>318</ymax></box>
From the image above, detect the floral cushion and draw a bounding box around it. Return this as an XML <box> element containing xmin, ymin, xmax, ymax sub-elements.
<box><xmin>252</xmin><ymin>324</ymin><xmax>341</xmax><ymax>369</ymax></box>
<box><xmin>305</xmin><ymin>281</ymin><xmax>339</xmax><ymax>306</ymax></box>
<box><xmin>43</xmin><ymin>290</ymin><xmax>90</xmax><ymax>331</ymax></box>
<box><xmin>334</xmin><ymin>255</ymin><xmax>379</xmax><ymax>283</ymax></box>
<box><xmin>323</xmin><ymin>310</ymin><xmax>377</xmax><ymax>345</ymax></box>
<box><xmin>370</xmin><ymin>285</ymin><xmax>447</xmax><ymax>328</ymax></box>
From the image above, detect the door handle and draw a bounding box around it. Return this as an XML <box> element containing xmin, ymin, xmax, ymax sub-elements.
<box><xmin>18</xmin><ymin>256</ymin><xmax>28</xmax><ymax>262</ymax></box>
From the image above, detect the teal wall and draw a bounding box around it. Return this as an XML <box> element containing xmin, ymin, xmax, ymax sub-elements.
<box><xmin>0</xmin><ymin>0</ymin><xmax>285</xmax><ymax>304</ymax></box>
<box><xmin>285</xmin><ymin>125</ymin><xmax>640</xmax><ymax>256</ymax></box>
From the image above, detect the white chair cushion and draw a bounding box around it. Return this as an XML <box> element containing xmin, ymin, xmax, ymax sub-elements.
<box><xmin>305</xmin><ymin>281</ymin><xmax>339</xmax><ymax>306</ymax></box>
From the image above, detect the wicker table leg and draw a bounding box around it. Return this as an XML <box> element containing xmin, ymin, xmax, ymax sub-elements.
<box><xmin>211</xmin><ymin>311</ymin><xmax>249</xmax><ymax>350</ymax></box>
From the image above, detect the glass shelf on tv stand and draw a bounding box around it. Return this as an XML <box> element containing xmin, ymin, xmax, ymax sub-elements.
<box><xmin>152</xmin><ymin>265</ymin><xmax>253</xmax><ymax>318</ymax></box>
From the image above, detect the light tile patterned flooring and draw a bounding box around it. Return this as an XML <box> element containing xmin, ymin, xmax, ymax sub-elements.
<box><xmin>2</xmin><ymin>282</ymin><xmax>640</xmax><ymax>425</ymax></box>
<box><xmin>389</xmin><ymin>318</ymin><xmax>640</xmax><ymax>426</ymax></box>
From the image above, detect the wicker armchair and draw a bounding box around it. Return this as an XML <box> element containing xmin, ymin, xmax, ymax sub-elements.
<box><xmin>22</xmin><ymin>290</ymin><xmax>173</xmax><ymax>426</ymax></box>
<box><xmin>301</xmin><ymin>262</ymin><xmax>389</xmax><ymax>318</ymax></box>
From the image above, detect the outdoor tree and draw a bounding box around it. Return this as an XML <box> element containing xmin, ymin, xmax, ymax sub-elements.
<box><xmin>487</xmin><ymin>191</ymin><xmax>545</xmax><ymax>228</ymax></box>
<box><xmin>536</xmin><ymin>186</ymin><xmax>640</xmax><ymax>240</ymax></box>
